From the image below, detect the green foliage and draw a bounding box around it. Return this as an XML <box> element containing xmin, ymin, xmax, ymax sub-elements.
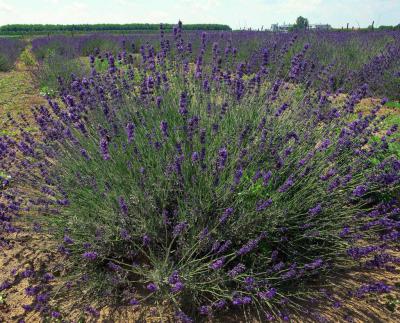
<box><xmin>385</xmin><ymin>295</ymin><xmax>400</xmax><ymax>312</ymax></box>
<box><xmin>31</xmin><ymin>60</ymin><xmax>398</xmax><ymax>319</ymax></box>
<box><xmin>80</xmin><ymin>38</ymin><xmax>119</xmax><ymax>56</ymax></box>
<box><xmin>0</xmin><ymin>293</ymin><xmax>6</xmax><ymax>305</ymax></box>
<box><xmin>385</xmin><ymin>101</ymin><xmax>400</xmax><ymax>109</ymax></box>
<box><xmin>0</xmin><ymin>53</ymin><xmax>11</xmax><ymax>72</ymax></box>
<box><xmin>0</xmin><ymin>23</ymin><xmax>232</xmax><ymax>35</ymax></box>
<box><xmin>293</xmin><ymin>16</ymin><xmax>309</xmax><ymax>31</ymax></box>
<box><xmin>19</xmin><ymin>47</ymin><xmax>36</xmax><ymax>66</ymax></box>
<box><xmin>33</xmin><ymin>41</ymin><xmax>75</xmax><ymax>61</ymax></box>
<box><xmin>33</xmin><ymin>50</ymin><xmax>89</xmax><ymax>92</ymax></box>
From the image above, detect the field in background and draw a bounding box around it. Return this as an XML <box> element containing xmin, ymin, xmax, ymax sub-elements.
<box><xmin>1</xmin><ymin>26</ymin><xmax>400</xmax><ymax>322</ymax></box>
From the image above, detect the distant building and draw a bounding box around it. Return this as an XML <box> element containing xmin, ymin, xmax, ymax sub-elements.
<box><xmin>310</xmin><ymin>24</ymin><xmax>332</xmax><ymax>30</ymax></box>
<box><xmin>271</xmin><ymin>23</ymin><xmax>294</xmax><ymax>32</ymax></box>
<box><xmin>271</xmin><ymin>23</ymin><xmax>332</xmax><ymax>32</ymax></box>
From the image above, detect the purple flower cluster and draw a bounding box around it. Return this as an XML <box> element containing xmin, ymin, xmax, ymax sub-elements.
<box><xmin>237</xmin><ymin>232</ymin><xmax>267</xmax><ymax>256</ymax></box>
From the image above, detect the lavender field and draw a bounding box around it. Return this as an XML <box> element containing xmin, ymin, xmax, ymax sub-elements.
<box><xmin>0</xmin><ymin>19</ymin><xmax>400</xmax><ymax>323</ymax></box>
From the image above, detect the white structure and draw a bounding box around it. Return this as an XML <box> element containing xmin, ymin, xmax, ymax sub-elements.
<box><xmin>271</xmin><ymin>23</ymin><xmax>332</xmax><ymax>32</ymax></box>
<box><xmin>310</xmin><ymin>24</ymin><xmax>332</xmax><ymax>30</ymax></box>
<box><xmin>271</xmin><ymin>23</ymin><xmax>294</xmax><ymax>32</ymax></box>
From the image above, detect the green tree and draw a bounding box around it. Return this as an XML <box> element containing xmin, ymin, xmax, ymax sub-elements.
<box><xmin>295</xmin><ymin>16</ymin><xmax>309</xmax><ymax>30</ymax></box>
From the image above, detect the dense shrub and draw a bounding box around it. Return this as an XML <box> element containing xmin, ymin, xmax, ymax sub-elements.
<box><xmin>19</xmin><ymin>47</ymin><xmax>36</xmax><ymax>67</ymax></box>
<box><xmin>0</xmin><ymin>38</ymin><xmax>25</xmax><ymax>71</ymax></box>
<box><xmin>32</xmin><ymin>49</ymin><xmax>90</xmax><ymax>94</ymax></box>
<box><xmin>29</xmin><ymin>30</ymin><xmax>400</xmax><ymax>99</ymax></box>
<box><xmin>0</xmin><ymin>23</ymin><xmax>232</xmax><ymax>35</ymax></box>
<box><xmin>1</xmin><ymin>24</ymin><xmax>399</xmax><ymax>321</ymax></box>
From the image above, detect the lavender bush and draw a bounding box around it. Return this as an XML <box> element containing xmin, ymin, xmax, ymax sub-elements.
<box><xmin>30</xmin><ymin>29</ymin><xmax>400</xmax><ymax>99</ymax></box>
<box><xmin>1</xmin><ymin>24</ymin><xmax>399</xmax><ymax>321</ymax></box>
<box><xmin>0</xmin><ymin>37</ymin><xmax>25</xmax><ymax>71</ymax></box>
<box><xmin>32</xmin><ymin>49</ymin><xmax>90</xmax><ymax>95</ymax></box>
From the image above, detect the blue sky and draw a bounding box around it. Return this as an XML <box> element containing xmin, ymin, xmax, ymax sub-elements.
<box><xmin>0</xmin><ymin>0</ymin><xmax>399</xmax><ymax>29</ymax></box>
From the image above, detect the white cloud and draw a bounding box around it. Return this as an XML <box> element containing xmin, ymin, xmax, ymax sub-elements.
<box><xmin>180</xmin><ymin>0</ymin><xmax>221</xmax><ymax>12</ymax></box>
<box><xmin>0</xmin><ymin>0</ymin><xmax>399</xmax><ymax>29</ymax></box>
<box><xmin>0</xmin><ymin>0</ymin><xmax>14</xmax><ymax>13</ymax></box>
<box><xmin>68</xmin><ymin>1</ymin><xmax>88</xmax><ymax>11</ymax></box>
<box><xmin>43</xmin><ymin>0</ymin><xmax>61</xmax><ymax>4</ymax></box>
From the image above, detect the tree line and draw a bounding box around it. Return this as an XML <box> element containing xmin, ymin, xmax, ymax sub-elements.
<box><xmin>0</xmin><ymin>23</ymin><xmax>231</xmax><ymax>35</ymax></box>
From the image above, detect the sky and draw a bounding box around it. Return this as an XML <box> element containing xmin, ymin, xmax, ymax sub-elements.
<box><xmin>0</xmin><ymin>0</ymin><xmax>399</xmax><ymax>29</ymax></box>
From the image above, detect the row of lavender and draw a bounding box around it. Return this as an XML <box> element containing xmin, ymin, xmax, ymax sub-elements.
<box><xmin>31</xmin><ymin>29</ymin><xmax>400</xmax><ymax>99</ymax></box>
<box><xmin>0</xmin><ymin>38</ymin><xmax>25</xmax><ymax>72</ymax></box>
<box><xmin>0</xmin><ymin>23</ymin><xmax>399</xmax><ymax>322</ymax></box>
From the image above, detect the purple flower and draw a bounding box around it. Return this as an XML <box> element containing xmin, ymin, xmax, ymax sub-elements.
<box><xmin>120</xmin><ymin>229</ymin><xmax>131</xmax><ymax>240</ymax></box>
<box><xmin>156</xmin><ymin>96</ymin><xmax>162</xmax><ymax>108</ymax></box>
<box><xmin>237</xmin><ymin>232</ymin><xmax>266</xmax><ymax>256</ymax></box>
<box><xmin>191</xmin><ymin>151</ymin><xmax>199</xmax><ymax>163</ymax></box>
<box><xmin>353</xmin><ymin>185</ymin><xmax>367</xmax><ymax>197</ymax></box>
<box><xmin>211</xmin><ymin>240</ymin><xmax>221</xmax><ymax>253</ymax></box>
<box><xmin>278</xmin><ymin>177</ymin><xmax>294</xmax><ymax>193</ymax></box>
<box><xmin>146</xmin><ymin>282</ymin><xmax>158</xmax><ymax>292</ymax></box>
<box><xmin>42</xmin><ymin>273</ymin><xmax>54</xmax><ymax>282</ymax></box>
<box><xmin>304</xmin><ymin>258</ymin><xmax>323</xmax><ymax>270</ymax></box>
<box><xmin>160</xmin><ymin>120</ymin><xmax>168</xmax><ymax>137</ymax></box>
<box><xmin>126</xmin><ymin>122</ymin><xmax>135</xmax><ymax>143</ymax></box>
<box><xmin>82</xmin><ymin>251</ymin><xmax>98</xmax><ymax>261</ymax></box>
<box><xmin>217</xmin><ymin>240</ymin><xmax>232</xmax><ymax>254</ymax></box>
<box><xmin>258</xmin><ymin>287</ymin><xmax>277</xmax><ymax>300</ymax></box>
<box><xmin>308</xmin><ymin>204</ymin><xmax>322</xmax><ymax>217</ymax></box>
<box><xmin>354</xmin><ymin>281</ymin><xmax>392</xmax><ymax>298</ymax></box>
<box><xmin>80</xmin><ymin>148</ymin><xmax>90</xmax><ymax>160</ymax></box>
<box><xmin>179</xmin><ymin>92</ymin><xmax>188</xmax><ymax>116</ymax></box>
<box><xmin>171</xmin><ymin>281</ymin><xmax>184</xmax><ymax>293</ymax></box>
<box><xmin>36</xmin><ymin>292</ymin><xmax>49</xmax><ymax>304</ymax></box>
<box><xmin>0</xmin><ymin>280</ymin><xmax>11</xmax><ymax>291</ymax></box>
<box><xmin>173</xmin><ymin>221</ymin><xmax>189</xmax><ymax>237</ymax></box>
<box><xmin>85</xmin><ymin>306</ymin><xmax>100</xmax><ymax>318</ymax></box>
<box><xmin>199</xmin><ymin>305</ymin><xmax>212</xmax><ymax>316</ymax></box>
<box><xmin>63</xmin><ymin>235</ymin><xmax>74</xmax><ymax>244</ymax></box>
<box><xmin>22</xmin><ymin>269</ymin><xmax>34</xmax><ymax>278</ymax></box>
<box><xmin>175</xmin><ymin>311</ymin><xmax>193</xmax><ymax>323</ymax></box>
<box><xmin>100</xmin><ymin>137</ymin><xmax>110</xmax><ymax>160</ymax></box>
<box><xmin>275</xmin><ymin>103</ymin><xmax>289</xmax><ymax>117</ymax></box>
<box><xmin>233</xmin><ymin>167</ymin><xmax>243</xmax><ymax>185</ymax></box>
<box><xmin>142</xmin><ymin>234</ymin><xmax>151</xmax><ymax>246</ymax></box>
<box><xmin>118</xmin><ymin>196</ymin><xmax>128</xmax><ymax>215</ymax></box>
<box><xmin>168</xmin><ymin>270</ymin><xmax>180</xmax><ymax>284</ymax></box>
<box><xmin>232</xmin><ymin>295</ymin><xmax>252</xmax><ymax>306</ymax></box>
<box><xmin>318</xmin><ymin>139</ymin><xmax>331</xmax><ymax>151</ymax></box>
<box><xmin>213</xmin><ymin>299</ymin><xmax>227</xmax><ymax>309</ymax></box>
<box><xmin>129</xmin><ymin>298</ymin><xmax>139</xmax><ymax>306</ymax></box>
<box><xmin>200</xmin><ymin>128</ymin><xmax>206</xmax><ymax>144</ymax></box>
<box><xmin>25</xmin><ymin>285</ymin><xmax>40</xmax><ymax>296</ymax></box>
<box><xmin>108</xmin><ymin>261</ymin><xmax>122</xmax><ymax>272</ymax></box>
<box><xmin>320</xmin><ymin>168</ymin><xmax>336</xmax><ymax>181</ymax></box>
<box><xmin>217</xmin><ymin>147</ymin><xmax>228</xmax><ymax>170</ymax></box>
<box><xmin>262</xmin><ymin>170</ymin><xmax>272</xmax><ymax>186</ymax></box>
<box><xmin>244</xmin><ymin>276</ymin><xmax>255</xmax><ymax>291</ymax></box>
<box><xmin>347</xmin><ymin>246</ymin><xmax>377</xmax><ymax>259</ymax></box>
<box><xmin>228</xmin><ymin>263</ymin><xmax>246</xmax><ymax>278</ymax></box>
<box><xmin>210</xmin><ymin>257</ymin><xmax>225</xmax><ymax>270</ymax></box>
<box><xmin>339</xmin><ymin>226</ymin><xmax>351</xmax><ymax>237</ymax></box>
<box><xmin>219</xmin><ymin>207</ymin><xmax>234</xmax><ymax>224</ymax></box>
<box><xmin>256</xmin><ymin>198</ymin><xmax>273</xmax><ymax>212</ymax></box>
<box><xmin>265</xmin><ymin>313</ymin><xmax>275</xmax><ymax>321</ymax></box>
